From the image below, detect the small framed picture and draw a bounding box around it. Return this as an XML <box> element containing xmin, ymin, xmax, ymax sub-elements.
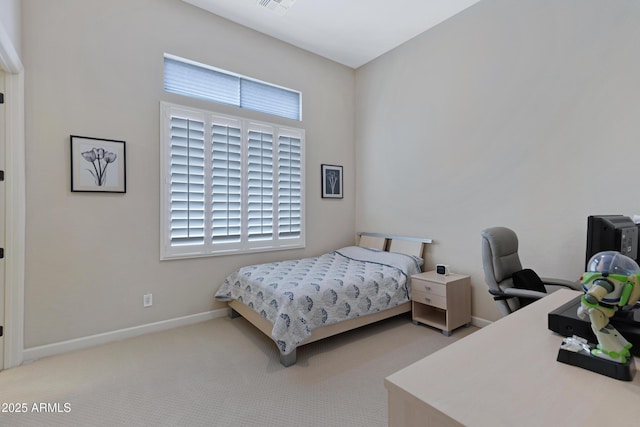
<box><xmin>321</xmin><ymin>164</ymin><xmax>343</xmax><ymax>199</ymax></box>
<box><xmin>70</xmin><ymin>135</ymin><xmax>126</xmax><ymax>193</ymax></box>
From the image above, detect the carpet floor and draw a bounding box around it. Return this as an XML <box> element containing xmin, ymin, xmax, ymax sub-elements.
<box><xmin>0</xmin><ymin>313</ymin><xmax>477</xmax><ymax>426</ymax></box>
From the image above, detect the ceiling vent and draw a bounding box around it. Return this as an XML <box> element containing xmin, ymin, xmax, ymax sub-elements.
<box><xmin>257</xmin><ymin>0</ymin><xmax>297</xmax><ymax>16</ymax></box>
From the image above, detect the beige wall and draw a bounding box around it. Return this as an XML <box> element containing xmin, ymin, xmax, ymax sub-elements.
<box><xmin>23</xmin><ymin>0</ymin><xmax>640</xmax><ymax>348</ymax></box>
<box><xmin>22</xmin><ymin>0</ymin><xmax>355</xmax><ymax>348</ymax></box>
<box><xmin>355</xmin><ymin>0</ymin><xmax>640</xmax><ymax>322</ymax></box>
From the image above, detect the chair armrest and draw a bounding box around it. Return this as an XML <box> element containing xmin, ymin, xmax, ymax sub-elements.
<box><xmin>540</xmin><ymin>277</ymin><xmax>582</xmax><ymax>291</ymax></box>
<box><xmin>501</xmin><ymin>288</ymin><xmax>548</xmax><ymax>299</ymax></box>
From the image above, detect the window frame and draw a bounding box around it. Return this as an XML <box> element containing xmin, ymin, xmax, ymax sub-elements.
<box><xmin>160</xmin><ymin>102</ymin><xmax>305</xmax><ymax>260</ymax></box>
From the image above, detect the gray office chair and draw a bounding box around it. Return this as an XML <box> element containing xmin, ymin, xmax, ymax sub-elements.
<box><xmin>481</xmin><ymin>226</ymin><xmax>581</xmax><ymax>317</ymax></box>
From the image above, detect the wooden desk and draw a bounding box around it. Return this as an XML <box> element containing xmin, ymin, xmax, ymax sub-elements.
<box><xmin>385</xmin><ymin>289</ymin><xmax>640</xmax><ymax>426</ymax></box>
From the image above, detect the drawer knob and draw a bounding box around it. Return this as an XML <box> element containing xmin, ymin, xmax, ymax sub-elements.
<box><xmin>424</xmin><ymin>297</ymin><xmax>431</xmax><ymax>303</ymax></box>
<box><xmin>424</xmin><ymin>285</ymin><xmax>431</xmax><ymax>291</ymax></box>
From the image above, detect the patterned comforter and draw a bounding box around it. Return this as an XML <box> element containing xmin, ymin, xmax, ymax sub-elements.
<box><xmin>215</xmin><ymin>246</ymin><xmax>423</xmax><ymax>355</ymax></box>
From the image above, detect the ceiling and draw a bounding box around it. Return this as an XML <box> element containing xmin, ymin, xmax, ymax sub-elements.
<box><xmin>182</xmin><ymin>0</ymin><xmax>482</xmax><ymax>69</ymax></box>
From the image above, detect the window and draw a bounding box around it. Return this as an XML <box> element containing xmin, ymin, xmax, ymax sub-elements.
<box><xmin>164</xmin><ymin>54</ymin><xmax>301</xmax><ymax>121</ymax></box>
<box><xmin>160</xmin><ymin>102</ymin><xmax>305</xmax><ymax>259</ymax></box>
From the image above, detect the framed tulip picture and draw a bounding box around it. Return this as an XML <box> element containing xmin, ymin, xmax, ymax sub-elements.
<box><xmin>321</xmin><ymin>164</ymin><xmax>343</xmax><ymax>199</ymax></box>
<box><xmin>70</xmin><ymin>135</ymin><xmax>126</xmax><ymax>193</ymax></box>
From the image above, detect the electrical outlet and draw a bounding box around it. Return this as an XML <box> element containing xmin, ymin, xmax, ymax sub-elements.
<box><xmin>143</xmin><ymin>293</ymin><xmax>153</xmax><ymax>308</ymax></box>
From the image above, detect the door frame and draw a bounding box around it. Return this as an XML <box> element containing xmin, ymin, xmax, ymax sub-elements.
<box><xmin>0</xmin><ymin>22</ymin><xmax>25</xmax><ymax>370</ymax></box>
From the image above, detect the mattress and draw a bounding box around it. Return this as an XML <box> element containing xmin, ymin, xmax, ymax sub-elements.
<box><xmin>215</xmin><ymin>246</ymin><xmax>423</xmax><ymax>355</ymax></box>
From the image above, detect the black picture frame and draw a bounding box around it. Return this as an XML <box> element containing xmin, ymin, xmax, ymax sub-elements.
<box><xmin>70</xmin><ymin>135</ymin><xmax>126</xmax><ymax>193</ymax></box>
<box><xmin>321</xmin><ymin>164</ymin><xmax>343</xmax><ymax>199</ymax></box>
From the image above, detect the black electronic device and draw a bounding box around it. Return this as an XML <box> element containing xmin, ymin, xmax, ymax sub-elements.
<box><xmin>585</xmin><ymin>215</ymin><xmax>638</xmax><ymax>269</ymax></box>
<box><xmin>436</xmin><ymin>264</ymin><xmax>449</xmax><ymax>275</ymax></box>
<box><xmin>548</xmin><ymin>295</ymin><xmax>640</xmax><ymax>357</ymax></box>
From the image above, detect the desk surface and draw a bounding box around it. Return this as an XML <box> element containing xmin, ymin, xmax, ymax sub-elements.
<box><xmin>385</xmin><ymin>289</ymin><xmax>640</xmax><ymax>426</ymax></box>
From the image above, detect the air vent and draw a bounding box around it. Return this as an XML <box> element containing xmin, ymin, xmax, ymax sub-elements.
<box><xmin>257</xmin><ymin>0</ymin><xmax>297</xmax><ymax>15</ymax></box>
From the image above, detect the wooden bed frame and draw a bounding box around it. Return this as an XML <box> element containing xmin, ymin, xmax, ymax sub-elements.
<box><xmin>227</xmin><ymin>233</ymin><xmax>433</xmax><ymax>366</ymax></box>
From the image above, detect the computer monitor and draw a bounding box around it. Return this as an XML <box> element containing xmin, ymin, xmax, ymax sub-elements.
<box><xmin>585</xmin><ymin>215</ymin><xmax>638</xmax><ymax>269</ymax></box>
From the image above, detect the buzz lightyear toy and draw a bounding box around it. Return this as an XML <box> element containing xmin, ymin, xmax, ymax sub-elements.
<box><xmin>578</xmin><ymin>251</ymin><xmax>640</xmax><ymax>363</ymax></box>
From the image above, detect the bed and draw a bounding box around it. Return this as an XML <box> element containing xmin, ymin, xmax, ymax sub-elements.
<box><xmin>214</xmin><ymin>233</ymin><xmax>432</xmax><ymax>366</ymax></box>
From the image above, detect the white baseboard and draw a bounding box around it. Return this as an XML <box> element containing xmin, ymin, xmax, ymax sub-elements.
<box><xmin>23</xmin><ymin>308</ymin><xmax>229</xmax><ymax>363</ymax></box>
<box><xmin>470</xmin><ymin>316</ymin><xmax>492</xmax><ymax>328</ymax></box>
<box><xmin>22</xmin><ymin>309</ymin><xmax>491</xmax><ymax>364</ymax></box>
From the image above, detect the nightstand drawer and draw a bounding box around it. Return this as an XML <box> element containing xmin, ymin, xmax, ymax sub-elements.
<box><xmin>411</xmin><ymin>281</ymin><xmax>446</xmax><ymax>297</ymax></box>
<box><xmin>412</xmin><ymin>289</ymin><xmax>447</xmax><ymax>309</ymax></box>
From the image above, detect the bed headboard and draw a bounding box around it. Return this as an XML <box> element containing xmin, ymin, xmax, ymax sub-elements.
<box><xmin>358</xmin><ymin>234</ymin><xmax>386</xmax><ymax>251</ymax></box>
<box><xmin>357</xmin><ymin>232</ymin><xmax>433</xmax><ymax>269</ymax></box>
<box><xmin>388</xmin><ymin>239</ymin><xmax>423</xmax><ymax>258</ymax></box>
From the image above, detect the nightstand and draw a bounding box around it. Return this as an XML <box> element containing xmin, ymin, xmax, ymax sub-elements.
<box><xmin>410</xmin><ymin>270</ymin><xmax>471</xmax><ymax>336</ymax></box>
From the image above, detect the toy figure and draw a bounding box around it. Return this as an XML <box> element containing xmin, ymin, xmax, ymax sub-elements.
<box><xmin>578</xmin><ymin>251</ymin><xmax>640</xmax><ymax>363</ymax></box>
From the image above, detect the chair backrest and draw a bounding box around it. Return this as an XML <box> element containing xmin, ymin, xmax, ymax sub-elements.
<box><xmin>481</xmin><ymin>227</ymin><xmax>524</xmax><ymax>316</ymax></box>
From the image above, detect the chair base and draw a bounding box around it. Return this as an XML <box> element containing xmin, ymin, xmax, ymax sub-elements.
<box><xmin>557</xmin><ymin>342</ymin><xmax>636</xmax><ymax>381</ymax></box>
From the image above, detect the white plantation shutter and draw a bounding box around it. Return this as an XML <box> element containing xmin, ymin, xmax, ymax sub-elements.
<box><xmin>247</xmin><ymin>129</ymin><xmax>274</xmax><ymax>241</ymax></box>
<box><xmin>169</xmin><ymin>116</ymin><xmax>206</xmax><ymax>246</ymax></box>
<box><xmin>161</xmin><ymin>102</ymin><xmax>304</xmax><ymax>259</ymax></box>
<box><xmin>211</xmin><ymin>120</ymin><xmax>242</xmax><ymax>244</ymax></box>
<box><xmin>278</xmin><ymin>135</ymin><xmax>302</xmax><ymax>239</ymax></box>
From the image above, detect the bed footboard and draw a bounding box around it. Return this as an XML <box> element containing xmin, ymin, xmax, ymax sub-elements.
<box><xmin>228</xmin><ymin>301</ymin><xmax>298</xmax><ymax>366</ymax></box>
<box><xmin>279</xmin><ymin>349</ymin><xmax>297</xmax><ymax>367</ymax></box>
<box><xmin>227</xmin><ymin>299</ymin><xmax>410</xmax><ymax>367</ymax></box>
